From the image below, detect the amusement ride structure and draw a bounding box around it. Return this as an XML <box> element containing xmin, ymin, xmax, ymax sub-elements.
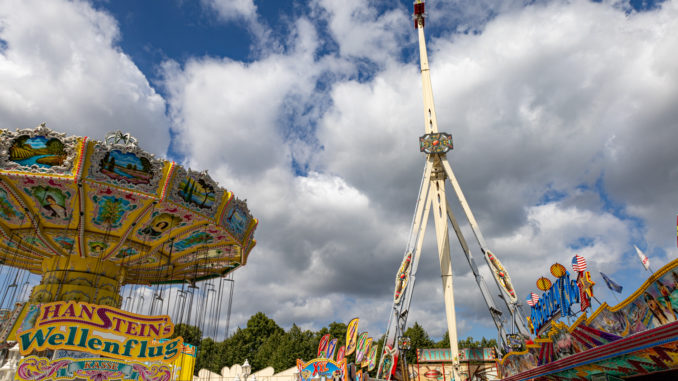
<box><xmin>377</xmin><ymin>1</ymin><xmax>529</xmax><ymax>380</ymax></box>
<box><xmin>372</xmin><ymin>2</ymin><xmax>678</xmax><ymax>381</ymax></box>
<box><xmin>0</xmin><ymin>124</ymin><xmax>258</xmax><ymax>380</ymax></box>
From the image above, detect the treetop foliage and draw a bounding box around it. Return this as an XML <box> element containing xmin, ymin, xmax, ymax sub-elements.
<box><xmin>189</xmin><ymin>314</ymin><xmax>496</xmax><ymax>376</ymax></box>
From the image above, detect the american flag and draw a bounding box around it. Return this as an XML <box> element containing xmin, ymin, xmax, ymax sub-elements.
<box><xmin>526</xmin><ymin>292</ymin><xmax>539</xmax><ymax>307</ymax></box>
<box><xmin>571</xmin><ymin>255</ymin><xmax>587</xmax><ymax>272</ymax></box>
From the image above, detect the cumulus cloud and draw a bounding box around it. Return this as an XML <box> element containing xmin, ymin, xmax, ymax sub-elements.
<box><xmin>3</xmin><ymin>0</ymin><xmax>678</xmax><ymax>342</ymax></box>
<box><xmin>0</xmin><ymin>0</ymin><xmax>170</xmax><ymax>155</ymax></box>
<box><xmin>311</xmin><ymin>0</ymin><xmax>410</xmax><ymax>65</ymax></box>
<box><xmin>160</xmin><ymin>0</ymin><xmax>678</xmax><ymax>339</ymax></box>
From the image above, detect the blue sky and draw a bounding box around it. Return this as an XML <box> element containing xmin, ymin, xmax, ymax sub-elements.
<box><xmin>1</xmin><ymin>0</ymin><xmax>678</xmax><ymax>350</ymax></box>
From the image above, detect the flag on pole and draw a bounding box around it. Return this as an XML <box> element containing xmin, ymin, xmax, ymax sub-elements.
<box><xmin>526</xmin><ymin>292</ymin><xmax>539</xmax><ymax>307</ymax></box>
<box><xmin>634</xmin><ymin>245</ymin><xmax>650</xmax><ymax>271</ymax></box>
<box><xmin>317</xmin><ymin>334</ymin><xmax>331</xmax><ymax>358</ymax></box>
<box><xmin>526</xmin><ymin>294</ymin><xmax>534</xmax><ymax>307</ymax></box>
<box><xmin>600</xmin><ymin>272</ymin><xmax>623</xmax><ymax>294</ymax></box>
<box><xmin>571</xmin><ymin>255</ymin><xmax>587</xmax><ymax>272</ymax></box>
<box><xmin>345</xmin><ymin>317</ymin><xmax>359</xmax><ymax>355</ymax></box>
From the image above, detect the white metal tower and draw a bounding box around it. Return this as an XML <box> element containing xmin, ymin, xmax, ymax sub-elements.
<box><xmin>376</xmin><ymin>2</ymin><xmax>529</xmax><ymax>380</ymax></box>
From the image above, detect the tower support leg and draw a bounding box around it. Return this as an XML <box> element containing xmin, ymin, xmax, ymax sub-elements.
<box><xmin>429</xmin><ymin>158</ymin><xmax>461</xmax><ymax>380</ymax></box>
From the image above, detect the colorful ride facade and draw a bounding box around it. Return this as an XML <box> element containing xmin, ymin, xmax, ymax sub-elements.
<box><xmin>500</xmin><ymin>258</ymin><xmax>678</xmax><ymax>380</ymax></box>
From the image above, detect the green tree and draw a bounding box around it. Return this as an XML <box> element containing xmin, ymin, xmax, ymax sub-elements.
<box><xmin>435</xmin><ymin>330</ymin><xmax>498</xmax><ymax>350</ymax></box>
<box><xmin>436</xmin><ymin>330</ymin><xmax>449</xmax><ymax>348</ymax></box>
<box><xmin>245</xmin><ymin>312</ymin><xmax>285</xmax><ymax>355</ymax></box>
<box><xmin>456</xmin><ymin>336</ymin><xmax>497</xmax><ymax>349</ymax></box>
<box><xmin>172</xmin><ymin>323</ymin><xmax>202</xmax><ymax>346</ymax></box>
<box><xmin>217</xmin><ymin>312</ymin><xmax>284</xmax><ymax>373</ymax></box>
<box><xmin>196</xmin><ymin>337</ymin><xmax>222</xmax><ymax>374</ymax></box>
<box><xmin>219</xmin><ymin>327</ymin><xmax>249</xmax><ymax>372</ymax></box>
<box><xmin>193</xmin><ymin>314</ymin><xmax>370</xmax><ymax>375</ymax></box>
<box><xmin>270</xmin><ymin>324</ymin><xmax>317</xmax><ymax>371</ymax></box>
<box><xmin>253</xmin><ymin>329</ymin><xmax>285</xmax><ymax>370</ymax></box>
<box><xmin>403</xmin><ymin>322</ymin><xmax>434</xmax><ymax>364</ymax></box>
<box><xmin>327</xmin><ymin>321</ymin><xmax>348</xmax><ymax>350</ymax></box>
<box><xmin>311</xmin><ymin>322</ymin><xmax>349</xmax><ymax>362</ymax></box>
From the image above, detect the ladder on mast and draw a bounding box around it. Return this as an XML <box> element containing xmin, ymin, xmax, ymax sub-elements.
<box><xmin>376</xmin><ymin>2</ymin><xmax>529</xmax><ymax>379</ymax></box>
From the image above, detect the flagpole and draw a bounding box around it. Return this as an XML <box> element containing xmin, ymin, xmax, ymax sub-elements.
<box><xmin>592</xmin><ymin>295</ymin><xmax>602</xmax><ymax>306</ymax></box>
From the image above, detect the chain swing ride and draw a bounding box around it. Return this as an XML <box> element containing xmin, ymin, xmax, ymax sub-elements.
<box><xmin>0</xmin><ymin>124</ymin><xmax>258</xmax><ymax>378</ymax></box>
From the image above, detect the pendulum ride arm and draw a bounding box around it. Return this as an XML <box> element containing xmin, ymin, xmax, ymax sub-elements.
<box><xmin>378</xmin><ymin>3</ymin><xmax>529</xmax><ymax>379</ymax></box>
<box><xmin>445</xmin><ymin>201</ymin><xmax>509</xmax><ymax>346</ymax></box>
<box><xmin>440</xmin><ymin>161</ymin><xmax>531</xmax><ymax>337</ymax></box>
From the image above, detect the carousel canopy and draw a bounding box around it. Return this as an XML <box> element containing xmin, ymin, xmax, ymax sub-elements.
<box><xmin>0</xmin><ymin>125</ymin><xmax>257</xmax><ymax>284</ymax></box>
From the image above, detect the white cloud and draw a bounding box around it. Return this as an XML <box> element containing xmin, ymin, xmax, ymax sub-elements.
<box><xmin>302</xmin><ymin>0</ymin><xmax>678</xmax><ymax>337</ymax></box>
<box><xmin>0</xmin><ymin>0</ymin><xmax>170</xmax><ymax>155</ymax></box>
<box><xmin>312</xmin><ymin>0</ymin><xmax>410</xmax><ymax>64</ymax></box>
<box><xmin>163</xmin><ymin>0</ymin><xmax>678</xmax><ymax>340</ymax></box>
<box><xmin>202</xmin><ymin>0</ymin><xmax>257</xmax><ymax>22</ymax></box>
<box><xmin>4</xmin><ymin>0</ymin><xmax>678</xmax><ymax>344</ymax></box>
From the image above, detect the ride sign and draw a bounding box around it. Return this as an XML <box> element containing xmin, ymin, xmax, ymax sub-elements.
<box><xmin>529</xmin><ymin>270</ymin><xmax>581</xmax><ymax>332</ymax></box>
<box><xmin>17</xmin><ymin>301</ymin><xmax>182</xmax><ymax>362</ymax></box>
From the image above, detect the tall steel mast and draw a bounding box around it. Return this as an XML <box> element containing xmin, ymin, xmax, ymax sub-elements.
<box><xmin>377</xmin><ymin>2</ymin><xmax>529</xmax><ymax>379</ymax></box>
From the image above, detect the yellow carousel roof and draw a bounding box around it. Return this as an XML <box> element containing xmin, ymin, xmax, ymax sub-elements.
<box><xmin>0</xmin><ymin>125</ymin><xmax>257</xmax><ymax>284</ymax></box>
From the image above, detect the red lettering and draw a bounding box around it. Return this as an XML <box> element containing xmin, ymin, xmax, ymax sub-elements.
<box><xmin>111</xmin><ymin>317</ymin><xmax>125</xmax><ymax>333</ymax></box>
<box><xmin>62</xmin><ymin>303</ymin><xmax>76</xmax><ymax>318</ymax></box>
<box><xmin>97</xmin><ymin>307</ymin><xmax>113</xmax><ymax>331</ymax></box>
<box><xmin>147</xmin><ymin>323</ymin><xmax>161</xmax><ymax>337</ymax></box>
<box><xmin>126</xmin><ymin>321</ymin><xmax>139</xmax><ymax>336</ymax></box>
<box><xmin>78</xmin><ymin>304</ymin><xmax>95</xmax><ymax>320</ymax></box>
<box><xmin>40</xmin><ymin>303</ymin><xmax>62</xmax><ymax>322</ymax></box>
<box><xmin>313</xmin><ymin>362</ymin><xmax>328</xmax><ymax>375</ymax></box>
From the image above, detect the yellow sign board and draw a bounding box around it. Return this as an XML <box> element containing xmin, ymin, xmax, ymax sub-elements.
<box><xmin>15</xmin><ymin>356</ymin><xmax>173</xmax><ymax>381</ymax></box>
<box><xmin>18</xmin><ymin>301</ymin><xmax>182</xmax><ymax>363</ymax></box>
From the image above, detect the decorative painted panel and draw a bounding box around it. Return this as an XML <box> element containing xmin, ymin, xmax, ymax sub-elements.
<box><xmin>220</xmin><ymin>198</ymin><xmax>254</xmax><ymax>242</ymax></box>
<box><xmin>132</xmin><ymin>205</ymin><xmax>192</xmax><ymax>243</ymax></box>
<box><xmin>167</xmin><ymin>167</ymin><xmax>224</xmax><ymax>217</ymax></box>
<box><xmin>0</xmin><ymin>125</ymin><xmax>80</xmax><ymax>175</ymax></box>
<box><xmin>0</xmin><ymin>187</ymin><xmax>26</xmax><ymax>226</ymax></box>
<box><xmin>174</xmin><ymin>247</ymin><xmax>240</xmax><ymax>265</ymax></box>
<box><xmin>86</xmin><ymin>142</ymin><xmax>164</xmax><ymax>195</ymax></box>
